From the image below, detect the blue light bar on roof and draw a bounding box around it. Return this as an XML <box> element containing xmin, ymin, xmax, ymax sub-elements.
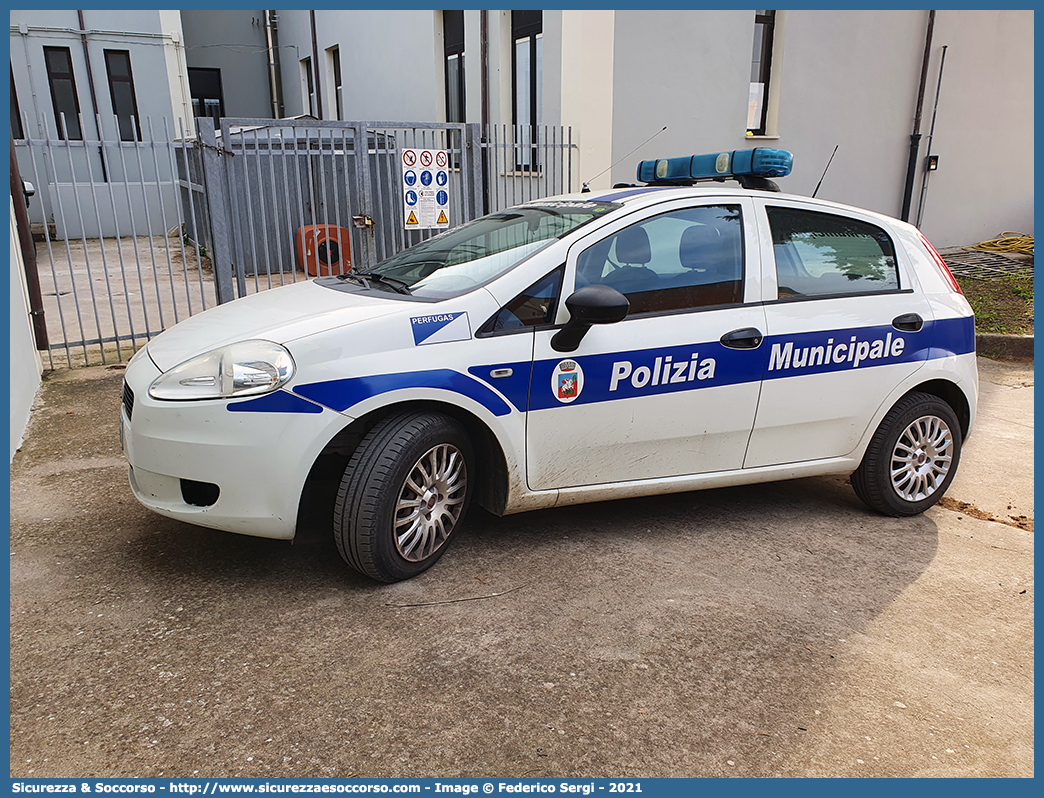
<box><xmin>637</xmin><ymin>148</ymin><xmax>793</xmax><ymax>183</ymax></box>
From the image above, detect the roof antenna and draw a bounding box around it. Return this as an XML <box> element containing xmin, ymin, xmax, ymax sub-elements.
<box><xmin>811</xmin><ymin>144</ymin><xmax>839</xmax><ymax>198</ymax></box>
<box><xmin>581</xmin><ymin>125</ymin><xmax>667</xmax><ymax>192</ymax></box>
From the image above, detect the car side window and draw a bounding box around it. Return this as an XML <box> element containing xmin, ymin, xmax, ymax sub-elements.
<box><xmin>480</xmin><ymin>267</ymin><xmax>563</xmax><ymax>334</ymax></box>
<box><xmin>766</xmin><ymin>206</ymin><xmax>900</xmax><ymax>299</ymax></box>
<box><xmin>576</xmin><ymin>205</ymin><xmax>744</xmax><ymax>314</ymax></box>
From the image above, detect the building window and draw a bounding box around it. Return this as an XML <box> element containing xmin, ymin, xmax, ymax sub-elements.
<box><xmin>11</xmin><ymin>66</ymin><xmax>24</xmax><ymax>139</ymax></box>
<box><xmin>443</xmin><ymin>10</ymin><xmax>465</xmax><ymax>123</ymax></box>
<box><xmin>747</xmin><ymin>10</ymin><xmax>775</xmax><ymax>135</ymax></box>
<box><xmin>511</xmin><ymin>10</ymin><xmax>541</xmax><ymax>170</ymax></box>
<box><xmin>301</xmin><ymin>57</ymin><xmax>316</xmax><ymax>116</ymax></box>
<box><xmin>104</xmin><ymin>50</ymin><xmax>141</xmax><ymax>141</ymax></box>
<box><xmin>326</xmin><ymin>46</ymin><xmax>343</xmax><ymax>120</ymax></box>
<box><xmin>188</xmin><ymin>67</ymin><xmax>224</xmax><ymax>120</ymax></box>
<box><xmin>43</xmin><ymin>46</ymin><xmax>82</xmax><ymax>140</ymax></box>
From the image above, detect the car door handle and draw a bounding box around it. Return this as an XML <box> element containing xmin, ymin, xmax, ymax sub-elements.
<box><xmin>892</xmin><ymin>313</ymin><xmax>924</xmax><ymax>332</ymax></box>
<box><xmin>720</xmin><ymin>327</ymin><xmax>764</xmax><ymax>349</ymax></box>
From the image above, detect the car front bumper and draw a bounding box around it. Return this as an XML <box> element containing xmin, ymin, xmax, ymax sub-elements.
<box><xmin>121</xmin><ymin>348</ymin><xmax>351</xmax><ymax>540</ymax></box>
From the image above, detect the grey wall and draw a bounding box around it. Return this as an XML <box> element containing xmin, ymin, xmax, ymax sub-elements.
<box><xmin>770</xmin><ymin>11</ymin><xmax>926</xmax><ymax>215</ymax></box>
<box><xmin>463</xmin><ymin>10</ymin><xmax>485</xmax><ymax>124</ymax></box>
<box><xmin>274</xmin><ymin>9</ymin><xmax>441</xmax><ymax>122</ymax></box>
<box><xmin>10</xmin><ymin>9</ymin><xmax>188</xmax><ymax>141</ymax></box>
<box><xmin>268</xmin><ymin>10</ymin><xmax>310</xmax><ymax>117</ymax></box>
<box><xmin>912</xmin><ymin>10</ymin><xmax>1034</xmax><ymax>245</ymax></box>
<box><xmin>606</xmin><ymin>9</ymin><xmax>923</xmax><ymax>211</ymax></box>
<box><xmin>10</xmin><ymin>10</ymin><xmax>191</xmax><ymax>238</ymax></box>
<box><xmin>181</xmin><ymin>10</ymin><xmax>273</xmax><ymax>119</ymax></box>
<box><xmin>609</xmin><ymin>10</ymin><xmax>754</xmax><ymax>187</ymax></box>
<box><xmin>771</xmin><ymin>9</ymin><xmax>1033</xmax><ymax>245</ymax></box>
<box><xmin>603</xmin><ymin>9</ymin><xmax>1033</xmax><ymax>247</ymax></box>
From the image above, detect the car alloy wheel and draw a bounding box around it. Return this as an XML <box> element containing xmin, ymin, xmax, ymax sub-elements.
<box><xmin>889</xmin><ymin>414</ymin><xmax>954</xmax><ymax>502</ymax></box>
<box><xmin>394</xmin><ymin>443</ymin><xmax>467</xmax><ymax>562</ymax></box>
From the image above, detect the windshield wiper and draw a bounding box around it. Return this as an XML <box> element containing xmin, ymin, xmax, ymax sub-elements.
<box><xmin>336</xmin><ymin>272</ymin><xmax>371</xmax><ymax>289</ymax></box>
<box><xmin>351</xmin><ymin>271</ymin><xmax>412</xmax><ymax>295</ymax></box>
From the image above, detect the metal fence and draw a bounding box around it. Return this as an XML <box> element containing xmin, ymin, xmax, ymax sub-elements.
<box><xmin>17</xmin><ymin>116</ymin><xmax>578</xmax><ymax>368</ymax></box>
<box><xmin>16</xmin><ymin>113</ymin><xmax>216</xmax><ymax>369</ymax></box>
<box><xmin>197</xmin><ymin>119</ymin><xmax>485</xmax><ymax>300</ymax></box>
<box><xmin>483</xmin><ymin>124</ymin><xmax>576</xmax><ymax>212</ymax></box>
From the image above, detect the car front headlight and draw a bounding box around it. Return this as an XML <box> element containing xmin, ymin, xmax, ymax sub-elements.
<box><xmin>148</xmin><ymin>340</ymin><xmax>295</xmax><ymax>401</ymax></box>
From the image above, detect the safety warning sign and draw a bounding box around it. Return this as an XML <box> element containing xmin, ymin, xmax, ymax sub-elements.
<box><xmin>401</xmin><ymin>148</ymin><xmax>450</xmax><ymax>230</ymax></box>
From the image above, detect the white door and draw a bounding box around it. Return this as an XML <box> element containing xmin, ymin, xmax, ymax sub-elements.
<box><xmin>525</xmin><ymin>197</ymin><xmax>768</xmax><ymax>491</ymax></box>
<box><xmin>744</xmin><ymin>199</ymin><xmax>934</xmax><ymax>467</ymax></box>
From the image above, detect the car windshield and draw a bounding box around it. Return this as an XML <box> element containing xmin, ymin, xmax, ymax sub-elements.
<box><xmin>362</xmin><ymin>201</ymin><xmax>620</xmax><ymax>299</ymax></box>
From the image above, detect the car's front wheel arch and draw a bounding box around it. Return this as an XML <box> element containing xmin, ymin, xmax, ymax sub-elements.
<box><xmin>297</xmin><ymin>399</ymin><xmax>510</xmax><ymax>535</ymax></box>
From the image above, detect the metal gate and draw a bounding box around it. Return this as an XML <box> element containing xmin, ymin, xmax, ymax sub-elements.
<box><xmin>18</xmin><ymin>115</ymin><xmax>578</xmax><ymax>368</ymax></box>
<box><xmin>198</xmin><ymin>118</ymin><xmax>484</xmax><ymax>300</ymax></box>
<box><xmin>198</xmin><ymin>118</ymin><xmax>578</xmax><ymax>301</ymax></box>
<box><xmin>15</xmin><ymin>113</ymin><xmax>217</xmax><ymax>369</ymax></box>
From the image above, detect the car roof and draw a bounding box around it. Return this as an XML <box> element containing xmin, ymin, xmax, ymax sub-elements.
<box><xmin>529</xmin><ymin>185</ymin><xmax>912</xmax><ymax>234</ymax></box>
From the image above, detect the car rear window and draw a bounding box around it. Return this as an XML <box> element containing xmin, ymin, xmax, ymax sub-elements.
<box><xmin>767</xmin><ymin>206</ymin><xmax>899</xmax><ymax>299</ymax></box>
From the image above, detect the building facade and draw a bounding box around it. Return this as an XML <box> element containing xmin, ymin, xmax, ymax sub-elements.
<box><xmin>178</xmin><ymin>10</ymin><xmax>272</xmax><ymax>120</ymax></box>
<box><xmin>10</xmin><ymin>9</ymin><xmax>192</xmax><ymax>142</ymax></box>
<box><xmin>177</xmin><ymin>8</ymin><xmax>1033</xmax><ymax>247</ymax></box>
<box><xmin>10</xmin><ymin>9</ymin><xmax>194</xmax><ymax>236</ymax></box>
<box><xmin>10</xmin><ymin>9</ymin><xmax>1034</xmax><ymax>248</ymax></box>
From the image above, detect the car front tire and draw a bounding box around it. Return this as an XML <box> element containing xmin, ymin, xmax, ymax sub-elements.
<box><xmin>852</xmin><ymin>391</ymin><xmax>962</xmax><ymax>517</ymax></box>
<box><xmin>334</xmin><ymin>411</ymin><xmax>472</xmax><ymax>582</ymax></box>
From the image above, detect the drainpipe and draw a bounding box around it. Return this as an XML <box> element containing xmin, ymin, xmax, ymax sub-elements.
<box><xmin>170</xmin><ymin>30</ymin><xmax>193</xmax><ymax>133</ymax></box>
<box><xmin>479</xmin><ymin>10</ymin><xmax>490</xmax><ymax>214</ymax></box>
<box><xmin>915</xmin><ymin>44</ymin><xmax>947</xmax><ymax>230</ymax></box>
<box><xmin>901</xmin><ymin>9</ymin><xmax>935</xmax><ymax>223</ymax></box>
<box><xmin>309</xmin><ymin>10</ymin><xmax>323</xmax><ymax>119</ymax></box>
<box><xmin>10</xmin><ymin>141</ymin><xmax>49</xmax><ymax>351</ymax></box>
<box><xmin>77</xmin><ymin>9</ymin><xmax>108</xmax><ymax>177</ymax></box>
<box><xmin>264</xmin><ymin>10</ymin><xmax>285</xmax><ymax>118</ymax></box>
<box><xmin>76</xmin><ymin>10</ymin><xmax>102</xmax><ymax>126</ymax></box>
<box><xmin>18</xmin><ymin>27</ymin><xmax>43</xmax><ymax>136</ymax></box>
<box><xmin>480</xmin><ymin>10</ymin><xmax>489</xmax><ymax>130</ymax></box>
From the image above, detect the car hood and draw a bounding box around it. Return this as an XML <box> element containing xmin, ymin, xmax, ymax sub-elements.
<box><xmin>146</xmin><ymin>280</ymin><xmax>402</xmax><ymax>371</ymax></box>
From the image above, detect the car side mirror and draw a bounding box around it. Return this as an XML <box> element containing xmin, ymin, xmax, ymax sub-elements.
<box><xmin>551</xmin><ymin>284</ymin><xmax>629</xmax><ymax>352</ymax></box>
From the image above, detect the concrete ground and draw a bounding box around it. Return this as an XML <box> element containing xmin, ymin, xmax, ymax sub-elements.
<box><xmin>9</xmin><ymin>356</ymin><xmax>1033</xmax><ymax>778</ymax></box>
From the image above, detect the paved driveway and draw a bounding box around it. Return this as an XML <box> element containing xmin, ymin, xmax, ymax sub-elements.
<box><xmin>9</xmin><ymin>357</ymin><xmax>1032</xmax><ymax>778</ymax></box>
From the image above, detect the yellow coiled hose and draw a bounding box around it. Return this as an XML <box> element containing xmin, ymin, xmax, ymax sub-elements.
<box><xmin>963</xmin><ymin>233</ymin><xmax>1034</xmax><ymax>256</ymax></box>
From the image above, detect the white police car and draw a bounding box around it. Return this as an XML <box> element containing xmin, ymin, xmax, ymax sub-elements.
<box><xmin>120</xmin><ymin>148</ymin><xmax>977</xmax><ymax>582</ymax></box>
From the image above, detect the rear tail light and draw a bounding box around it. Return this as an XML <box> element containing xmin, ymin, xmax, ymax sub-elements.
<box><xmin>919</xmin><ymin>233</ymin><xmax>963</xmax><ymax>295</ymax></box>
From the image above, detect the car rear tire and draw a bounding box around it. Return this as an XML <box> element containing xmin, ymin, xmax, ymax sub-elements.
<box><xmin>852</xmin><ymin>392</ymin><xmax>962</xmax><ymax>517</ymax></box>
<box><xmin>333</xmin><ymin>411</ymin><xmax>472</xmax><ymax>582</ymax></box>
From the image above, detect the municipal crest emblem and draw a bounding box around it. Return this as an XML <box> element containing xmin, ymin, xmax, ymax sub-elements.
<box><xmin>558</xmin><ymin>372</ymin><xmax>578</xmax><ymax>399</ymax></box>
<box><xmin>551</xmin><ymin>359</ymin><xmax>584</xmax><ymax>404</ymax></box>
